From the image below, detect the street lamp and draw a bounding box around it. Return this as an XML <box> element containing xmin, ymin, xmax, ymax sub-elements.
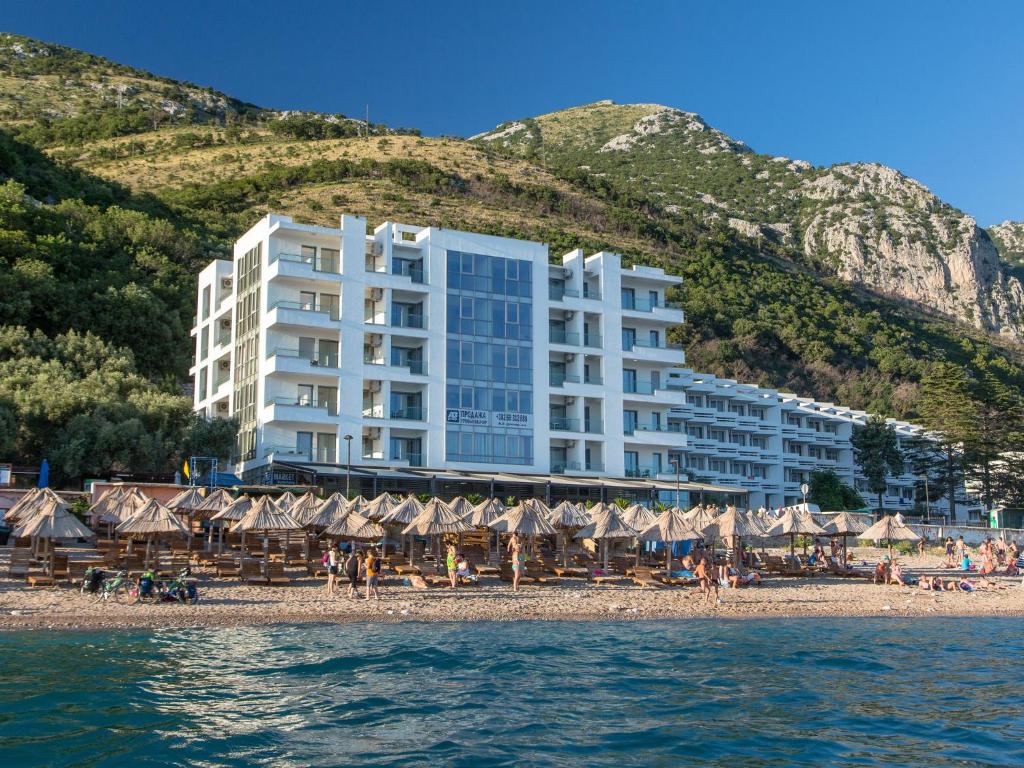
<box><xmin>344</xmin><ymin>434</ymin><xmax>353</xmax><ymax>498</ymax></box>
<box><xmin>921</xmin><ymin>473</ymin><xmax>930</xmax><ymax>522</ymax></box>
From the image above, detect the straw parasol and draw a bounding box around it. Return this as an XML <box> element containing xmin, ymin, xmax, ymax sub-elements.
<box><xmin>858</xmin><ymin>514</ymin><xmax>920</xmax><ymax>557</ymax></box>
<box><xmin>321</xmin><ymin>510</ymin><xmax>385</xmax><ymax>541</ymax></box>
<box><xmin>622</xmin><ymin>503</ymin><xmax>658</xmax><ymax>532</ymax></box>
<box><xmin>15</xmin><ymin>497</ymin><xmax>93</xmax><ymax>577</ymax></box>
<box><xmin>6</xmin><ymin>487</ymin><xmax>44</xmax><ymax>524</ymax></box>
<box><xmin>685</xmin><ymin>505</ymin><xmax>719</xmax><ymax>531</ymax></box>
<box><xmin>546</xmin><ymin>501</ymin><xmax>590</xmax><ymax>567</ymax></box>
<box><xmin>489</xmin><ymin>502</ymin><xmax>557</xmax><ymax>536</ymax></box>
<box><xmin>575</xmin><ymin>504</ymin><xmax>638</xmax><ymax>570</ymax></box>
<box><xmin>87</xmin><ymin>487</ymin><xmax>124</xmax><ymax>529</ymax></box>
<box><xmin>378</xmin><ymin>495</ymin><xmax>424</xmax><ymax>525</ymax></box>
<box><xmin>766</xmin><ymin>508</ymin><xmax>826</xmax><ymax>559</ymax></box>
<box><xmin>364</xmin><ymin>492</ymin><xmax>400</xmax><ymax>522</ymax></box>
<box><xmin>274</xmin><ymin>491</ymin><xmax>298</xmax><ymax>511</ymax></box>
<box><xmin>288</xmin><ymin>492</ymin><xmax>325</xmax><ymax>526</ymax></box>
<box><xmin>466</xmin><ymin>497</ymin><xmax>505</xmax><ymax>527</ymax></box>
<box><xmin>230</xmin><ymin>497</ymin><xmax>303</xmax><ymax>577</ymax></box>
<box><xmin>166</xmin><ymin>487</ymin><xmax>207</xmax><ymax>551</ymax></box>
<box><xmin>209</xmin><ymin>495</ymin><xmax>253</xmax><ymax>553</ymax></box>
<box><xmin>822</xmin><ymin>511</ymin><xmax>869</xmax><ymax>560</ymax></box>
<box><xmin>116</xmin><ymin>498</ymin><xmax>189</xmax><ymax>569</ymax></box>
<box><xmin>705</xmin><ymin>507</ymin><xmax>764</xmax><ymax>566</ymax></box>
<box><xmin>195</xmin><ymin>488</ymin><xmax>234</xmax><ymax>551</ymax></box>
<box><xmin>447</xmin><ymin>496</ymin><xmax>474</xmax><ymax>520</ymax></box>
<box><xmin>402</xmin><ymin>498</ymin><xmax>472</xmax><ymax>536</ymax></box>
<box><xmin>347</xmin><ymin>495</ymin><xmax>369</xmax><ymax>513</ymax></box>
<box><xmin>639</xmin><ymin>507</ymin><xmax>702</xmax><ymax>573</ymax></box>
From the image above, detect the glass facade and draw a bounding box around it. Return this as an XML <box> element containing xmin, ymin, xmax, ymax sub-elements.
<box><xmin>444</xmin><ymin>250</ymin><xmax>534</xmax><ymax>465</ymax></box>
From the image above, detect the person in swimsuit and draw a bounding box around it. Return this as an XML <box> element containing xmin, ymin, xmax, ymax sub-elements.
<box><xmin>364</xmin><ymin>549</ymin><xmax>380</xmax><ymax>600</ymax></box>
<box><xmin>508</xmin><ymin>533</ymin><xmax>525</xmax><ymax>592</ymax></box>
<box><xmin>325</xmin><ymin>543</ymin><xmax>340</xmax><ymax>597</ymax></box>
<box><xmin>944</xmin><ymin>537</ymin><xmax>955</xmax><ymax>568</ymax></box>
<box><xmin>446</xmin><ymin>544</ymin><xmax>458</xmax><ymax>588</ymax></box>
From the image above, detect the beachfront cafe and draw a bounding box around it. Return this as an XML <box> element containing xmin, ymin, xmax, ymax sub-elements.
<box><xmin>255</xmin><ymin>459</ymin><xmax>748</xmax><ymax>509</ymax></box>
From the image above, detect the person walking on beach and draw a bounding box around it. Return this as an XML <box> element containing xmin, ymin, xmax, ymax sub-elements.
<box><xmin>955</xmin><ymin>535</ymin><xmax>966</xmax><ymax>564</ymax></box>
<box><xmin>508</xmin><ymin>532</ymin><xmax>525</xmax><ymax>592</ymax></box>
<box><xmin>694</xmin><ymin>551</ymin><xmax>718</xmax><ymax>605</ymax></box>
<box><xmin>345</xmin><ymin>549</ymin><xmax>361</xmax><ymax>598</ymax></box>
<box><xmin>325</xmin><ymin>542</ymin><xmax>340</xmax><ymax>597</ymax></box>
<box><xmin>944</xmin><ymin>537</ymin><xmax>955</xmax><ymax>568</ymax></box>
<box><xmin>446</xmin><ymin>543</ymin><xmax>458</xmax><ymax>588</ymax></box>
<box><xmin>365</xmin><ymin>549</ymin><xmax>380</xmax><ymax>600</ymax></box>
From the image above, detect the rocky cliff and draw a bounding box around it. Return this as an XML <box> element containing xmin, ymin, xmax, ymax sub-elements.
<box><xmin>476</xmin><ymin>102</ymin><xmax>1024</xmax><ymax>339</ymax></box>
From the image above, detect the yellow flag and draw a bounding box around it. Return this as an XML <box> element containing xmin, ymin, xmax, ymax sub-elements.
<box><xmin>183</xmin><ymin>460</ymin><xmax>190</xmax><ymax>480</ymax></box>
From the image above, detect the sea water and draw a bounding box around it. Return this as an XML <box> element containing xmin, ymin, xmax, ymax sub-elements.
<box><xmin>1</xmin><ymin>618</ymin><xmax>1022</xmax><ymax>767</ymax></box>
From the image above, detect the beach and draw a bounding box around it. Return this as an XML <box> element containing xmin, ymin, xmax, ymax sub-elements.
<box><xmin>2</xmin><ymin>547</ymin><xmax>1022</xmax><ymax>631</ymax></box>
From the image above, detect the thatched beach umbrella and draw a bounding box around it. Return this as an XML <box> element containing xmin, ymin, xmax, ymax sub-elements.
<box><xmin>209</xmin><ymin>495</ymin><xmax>252</xmax><ymax>553</ymax></box>
<box><xmin>706</xmin><ymin>507</ymin><xmax>764</xmax><ymax>567</ymax></box>
<box><xmin>823</xmin><ymin>511</ymin><xmax>868</xmax><ymax>561</ymax></box>
<box><xmin>858</xmin><ymin>514</ymin><xmax>920</xmax><ymax>557</ymax></box>
<box><xmin>275</xmin><ymin>491</ymin><xmax>298</xmax><ymax>511</ymax></box>
<box><xmin>403</xmin><ymin>498</ymin><xmax>472</xmax><ymax>565</ymax></box>
<box><xmin>6</xmin><ymin>487</ymin><xmax>44</xmax><ymax>524</ymax></box>
<box><xmin>230</xmin><ymin>497</ymin><xmax>302</xmax><ymax>577</ymax></box>
<box><xmin>195</xmin><ymin>487</ymin><xmax>235</xmax><ymax>552</ymax></box>
<box><xmin>87</xmin><ymin>487</ymin><xmax>124</xmax><ymax>530</ymax></box>
<box><xmin>166</xmin><ymin>487</ymin><xmax>207</xmax><ymax>550</ymax></box>
<box><xmin>322</xmin><ymin>509</ymin><xmax>385</xmax><ymax>542</ymax></box>
<box><xmin>364</xmin><ymin>492</ymin><xmax>400</xmax><ymax>522</ymax></box>
<box><xmin>622</xmin><ymin>504</ymin><xmax>658</xmax><ymax>532</ymax></box>
<box><xmin>467</xmin><ymin>497</ymin><xmax>505</xmax><ymax>526</ymax></box>
<box><xmin>15</xmin><ymin>497</ymin><xmax>93</xmax><ymax>577</ymax></box>
<box><xmin>546</xmin><ymin>501</ymin><xmax>590</xmax><ymax>567</ymax></box>
<box><xmin>378</xmin><ymin>495</ymin><xmax>424</xmax><ymax>561</ymax></box>
<box><xmin>686</xmin><ymin>505</ymin><xmax>719</xmax><ymax>530</ymax></box>
<box><xmin>575</xmin><ymin>504</ymin><xmax>638</xmax><ymax>570</ymax></box>
<box><xmin>116</xmin><ymin>499</ymin><xmax>189</xmax><ymax>569</ymax></box>
<box><xmin>287</xmin><ymin>491</ymin><xmax>323</xmax><ymax>526</ymax></box>
<box><xmin>640</xmin><ymin>507</ymin><xmax>701</xmax><ymax>573</ymax></box>
<box><xmin>766</xmin><ymin>508</ymin><xmax>826</xmax><ymax>559</ymax></box>
<box><xmin>489</xmin><ymin>503</ymin><xmax>557</xmax><ymax>536</ymax></box>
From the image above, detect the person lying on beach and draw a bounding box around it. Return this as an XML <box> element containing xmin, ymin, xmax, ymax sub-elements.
<box><xmin>455</xmin><ymin>555</ymin><xmax>477</xmax><ymax>584</ymax></box>
<box><xmin>919</xmin><ymin>576</ymin><xmax>944</xmax><ymax>591</ymax></box>
<box><xmin>725</xmin><ymin>559</ymin><xmax>761</xmax><ymax>588</ymax></box>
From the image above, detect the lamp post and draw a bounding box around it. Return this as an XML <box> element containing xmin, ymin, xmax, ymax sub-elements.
<box><xmin>344</xmin><ymin>434</ymin><xmax>353</xmax><ymax>498</ymax></box>
<box><xmin>921</xmin><ymin>473</ymin><xmax>930</xmax><ymax>522</ymax></box>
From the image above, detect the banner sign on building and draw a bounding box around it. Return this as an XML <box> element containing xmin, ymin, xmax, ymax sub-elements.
<box><xmin>447</xmin><ymin>409</ymin><xmax>532</xmax><ymax>429</ymax></box>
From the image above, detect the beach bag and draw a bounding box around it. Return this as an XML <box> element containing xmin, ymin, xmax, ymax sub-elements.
<box><xmin>321</xmin><ymin>552</ymin><xmax>330</xmax><ymax>566</ymax></box>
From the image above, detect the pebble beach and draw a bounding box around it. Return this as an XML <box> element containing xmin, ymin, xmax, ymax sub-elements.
<box><xmin>3</xmin><ymin>548</ymin><xmax>1022</xmax><ymax>631</ymax></box>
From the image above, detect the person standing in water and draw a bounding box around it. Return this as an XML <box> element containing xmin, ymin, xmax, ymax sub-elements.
<box><xmin>508</xmin><ymin>532</ymin><xmax>525</xmax><ymax>592</ymax></box>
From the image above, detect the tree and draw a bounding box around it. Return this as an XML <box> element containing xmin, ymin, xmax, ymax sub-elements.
<box><xmin>917</xmin><ymin>362</ymin><xmax>976</xmax><ymax>520</ymax></box>
<box><xmin>852</xmin><ymin>416</ymin><xmax>904</xmax><ymax>516</ymax></box>
<box><xmin>180</xmin><ymin>414</ymin><xmax>238</xmax><ymax>463</ymax></box>
<box><xmin>807</xmin><ymin>470</ymin><xmax>864</xmax><ymax>510</ymax></box>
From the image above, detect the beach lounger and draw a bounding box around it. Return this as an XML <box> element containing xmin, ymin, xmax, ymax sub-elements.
<box><xmin>240</xmin><ymin>559</ymin><xmax>268</xmax><ymax>585</ymax></box>
<box><xmin>551</xmin><ymin>565</ymin><xmax>588</xmax><ymax>578</ymax></box>
<box><xmin>630</xmin><ymin>566</ymin><xmax>665</xmax><ymax>589</ymax></box>
<box><xmin>26</xmin><ymin>574</ymin><xmax>55</xmax><ymax>587</ymax></box>
<box><xmin>266</xmin><ymin>562</ymin><xmax>291</xmax><ymax>586</ymax></box>
<box><xmin>7</xmin><ymin>549</ymin><xmax>32</xmax><ymax>579</ymax></box>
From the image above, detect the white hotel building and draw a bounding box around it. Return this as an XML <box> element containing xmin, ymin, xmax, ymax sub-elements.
<box><xmin>191</xmin><ymin>213</ymin><xmax>974</xmax><ymax>520</ymax></box>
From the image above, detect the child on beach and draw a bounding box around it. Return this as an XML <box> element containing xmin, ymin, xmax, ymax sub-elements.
<box><xmin>325</xmin><ymin>543</ymin><xmax>340</xmax><ymax>597</ymax></box>
<box><xmin>364</xmin><ymin>549</ymin><xmax>380</xmax><ymax>600</ymax></box>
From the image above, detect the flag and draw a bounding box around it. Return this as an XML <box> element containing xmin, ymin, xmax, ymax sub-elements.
<box><xmin>183</xmin><ymin>460</ymin><xmax>190</xmax><ymax>480</ymax></box>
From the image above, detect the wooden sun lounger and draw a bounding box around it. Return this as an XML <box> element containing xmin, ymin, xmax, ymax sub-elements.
<box><xmin>589</xmin><ymin>572</ymin><xmax>629</xmax><ymax>586</ymax></box>
<box><xmin>266</xmin><ymin>562</ymin><xmax>291</xmax><ymax>586</ymax></box>
<box><xmin>7</xmin><ymin>549</ymin><xmax>32</xmax><ymax>579</ymax></box>
<box><xmin>631</xmin><ymin>566</ymin><xmax>665</xmax><ymax>589</ymax></box>
<box><xmin>473</xmin><ymin>564</ymin><xmax>499</xmax><ymax>576</ymax></box>
<box><xmin>393</xmin><ymin>563</ymin><xmax>422</xmax><ymax>576</ymax></box>
<box><xmin>26</xmin><ymin>574</ymin><xmax>55</xmax><ymax>587</ymax></box>
<box><xmin>240</xmin><ymin>560</ymin><xmax>268</xmax><ymax>585</ymax></box>
<box><xmin>551</xmin><ymin>566</ymin><xmax>588</xmax><ymax>578</ymax></box>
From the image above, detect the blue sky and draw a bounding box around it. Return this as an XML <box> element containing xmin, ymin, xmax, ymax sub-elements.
<box><xmin>6</xmin><ymin>0</ymin><xmax>1023</xmax><ymax>225</ymax></box>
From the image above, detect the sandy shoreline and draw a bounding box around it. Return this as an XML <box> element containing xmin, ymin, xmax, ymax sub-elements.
<box><xmin>3</xmin><ymin>548</ymin><xmax>1023</xmax><ymax>631</ymax></box>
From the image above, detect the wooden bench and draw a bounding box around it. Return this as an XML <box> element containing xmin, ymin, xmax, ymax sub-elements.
<box><xmin>26</xmin><ymin>574</ymin><xmax>55</xmax><ymax>587</ymax></box>
<box><xmin>240</xmin><ymin>559</ymin><xmax>267</xmax><ymax>585</ymax></box>
<box><xmin>266</xmin><ymin>562</ymin><xmax>291</xmax><ymax>586</ymax></box>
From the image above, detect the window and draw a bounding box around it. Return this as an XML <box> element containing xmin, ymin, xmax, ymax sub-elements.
<box><xmin>623</xmin><ymin>410</ymin><xmax>638</xmax><ymax>434</ymax></box>
<box><xmin>461</xmin><ymin>253</ymin><xmax>474</xmax><ymax>274</ymax></box>
<box><xmin>320</xmin><ymin>247</ymin><xmax>340</xmax><ymax>273</ymax></box>
<box><xmin>506</xmin><ymin>302</ymin><xmax>519</xmax><ymax>324</ymax></box>
<box><xmin>623</xmin><ymin>369</ymin><xmax>637</xmax><ymax>393</ymax></box>
<box><xmin>460</xmin><ymin>342</ymin><xmax>474</xmax><ymax>363</ymax></box>
<box><xmin>296</xmin><ymin>432</ymin><xmax>313</xmax><ymax>457</ymax></box>
<box><xmin>301</xmin><ymin>244</ymin><xmax>317</xmax><ymax>265</ymax></box>
<box><xmin>649</xmin><ymin>290</ymin><xmax>659</xmax><ymax>308</ymax></box>
<box><xmin>506</xmin><ymin>347</ymin><xmax>520</xmax><ymax>367</ymax></box>
<box><xmin>297</xmin><ymin>384</ymin><xmax>314</xmax><ymax>406</ymax></box>
<box><xmin>461</xmin><ymin>386</ymin><xmax>474</xmax><ymax>407</ymax></box>
<box><xmin>649</xmin><ymin>330</ymin><xmax>660</xmax><ymax>347</ymax></box>
<box><xmin>316</xmin><ymin>433</ymin><xmax>336</xmax><ymax>462</ymax></box>
<box><xmin>621</xmin><ymin>287</ymin><xmax>636</xmax><ymax>310</ymax></box>
<box><xmin>506</xmin><ymin>260</ymin><xmax>519</xmax><ymax>280</ymax></box>
<box><xmin>201</xmin><ymin>286</ymin><xmax>211</xmax><ymax>320</ymax></box>
<box><xmin>460</xmin><ymin>296</ymin><xmax>474</xmax><ymax>319</ymax></box>
<box><xmin>622</xmin><ymin>328</ymin><xmax>636</xmax><ymax>350</ymax></box>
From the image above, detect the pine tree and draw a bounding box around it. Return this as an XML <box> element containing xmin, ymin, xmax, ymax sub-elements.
<box><xmin>852</xmin><ymin>416</ymin><xmax>904</xmax><ymax>516</ymax></box>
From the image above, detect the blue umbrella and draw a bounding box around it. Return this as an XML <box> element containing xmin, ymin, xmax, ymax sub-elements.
<box><xmin>38</xmin><ymin>459</ymin><xmax>49</xmax><ymax>488</ymax></box>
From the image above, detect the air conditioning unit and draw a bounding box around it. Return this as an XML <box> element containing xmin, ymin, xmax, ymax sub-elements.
<box><xmin>567</xmin><ymin>441</ymin><xmax>577</xmax><ymax>448</ymax></box>
<box><xmin>216</xmin><ymin>402</ymin><xmax>229</xmax><ymax>412</ymax></box>
<box><xmin>220</xmin><ymin>319</ymin><xmax>231</xmax><ymax>329</ymax></box>
<box><xmin>565</xmin><ymin>353</ymin><xmax>576</xmax><ymax>362</ymax></box>
<box><xmin>366</xmin><ymin>427</ymin><xmax>382</xmax><ymax>439</ymax></box>
<box><xmin>367</xmin><ymin>381</ymin><xmax>382</xmax><ymax>393</ymax></box>
<box><xmin>369</xmin><ymin>334</ymin><xmax>383</xmax><ymax>345</ymax></box>
<box><xmin>218</xmin><ymin>360</ymin><xmax>230</xmax><ymax>371</ymax></box>
<box><xmin>369</xmin><ymin>288</ymin><xmax>384</xmax><ymax>301</ymax></box>
<box><xmin>566</xmin><ymin>397</ymin><xmax>577</xmax><ymax>405</ymax></box>
<box><xmin>220</xmin><ymin>278</ymin><xmax>233</xmax><ymax>289</ymax></box>
<box><xmin>564</xmin><ymin>311</ymin><xmax>575</xmax><ymax>320</ymax></box>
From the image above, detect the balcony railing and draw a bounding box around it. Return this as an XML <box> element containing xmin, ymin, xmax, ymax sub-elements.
<box><xmin>392</xmin><ymin>313</ymin><xmax>426</xmax><ymax>329</ymax></box>
<box><xmin>548</xmin><ymin>285</ymin><xmax>580</xmax><ymax>301</ymax></box>
<box><xmin>271</xmin><ymin>251</ymin><xmax>341</xmax><ymax>275</ymax></box>
<box><xmin>265</xmin><ymin>396</ymin><xmax>338</xmax><ymax>416</ymax></box>
<box><xmin>391</xmin><ymin>452</ymin><xmax>423</xmax><ymax>467</ymax></box>
<box><xmin>549</xmin><ymin>372</ymin><xmax>581</xmax><ymax>387</ymax></box>
<box><xmin>582</xmin><ymin>287</ymin><xmax>602</xmax><ymax>301</ymax></box>
<box><xmin>392</xmin><ymin>262</ymin><xmax>425</xmax><ymax>283</ymax></box>
<box><xmin>583</xmin><ymin>333</ymin><xmax>602</xmax><ymax>348</ymax></box>
<box><xmin>395</xmin><ymin>359</ymin><xmax>427</xmax><ymax>375</ymax></box>
<box><xmin>263</xmin><ymin>445</ymin><xmax>337</xmax><ymax>462</ymax></box>
<box><xmin>549</xmin><ymin>417</ymin><xmax>580</xmax><ymax>432</ymax></box>
<box><xmin>583</xmin><ymin>374</ymin><xmax>603</xmax><ymax>385</ymax></box>
<box><xmin>270</xmin><ymin>299</ymin><xmax>340</xmax><ymax>321</ymax></box>
<box><xmin>268</xmin><ymin>347</ymin><xmax>339</xmax><ymax>367</ymax></box>
<box><xmin>622</xmin><ymin>297</ymin><xmax>684</xmax><ymax>312</ymax></box>
<box><xmin>584</xmin><ymin>419</ymin><xmax>603</xmax><ymax>434</ymax></box>
<box><xmin>624</xmin><ymin>465</ymin><xmax>663</xmax><ymax>478</ymax></box>
<box><xmin>623</xmin><ymin>422</ymin><xmax>683</xmax><ymax>436</ymax></box>
<box><xmin>585</xmin><ymin>461</ymin><xmax>605</xmax><ymax>472</ymax></box>
<box><xmin>391</xmin><ymin>406</ymin><xmax>425</xmax><ymax>421</ymax></box>
<box><xmin>549</xmin><ymin>329</ymin><xmax>580</xmax><ymax>346</ymax></box>
<box><xmin>551</xmin><ymin>461</ymin><xmax>580</xmax><ymax>473</ymax></box>
<box><xmin>623</xmin><ymin>380</ymin><xmax>657</xmax><ymax>395</ymax></box>
<box><xmin>622</xmin><ymin>338</ymin><xmax>684</xmax><ymax>351</ymax></box>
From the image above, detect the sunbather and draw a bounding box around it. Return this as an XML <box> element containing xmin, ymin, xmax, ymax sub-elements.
<box><xmin>725</xmin><ymin>559</ymin><xmax>761</xmax><ymax>588</ymax></box>
<box><xmin>889</xmin><ymin>561</ymin><xmax>908</xmax><ymax>586</ymax></box>
<box><xmin>873</xmin><ymin>557</ymin><xmax>890</xmax><ymax>585</ymax></box>
<box><xmin>455</xmin><ymin>555</ymin><xmax>477</xmax><ymax>584</ymax></box>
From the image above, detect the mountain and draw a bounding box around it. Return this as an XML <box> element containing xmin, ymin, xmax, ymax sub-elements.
<box><xmin>990</xmin><ymin>220</ymin><xmax>1024</xmax><ymax>268</ymax></box>
<box><xmin>473</xmin><ymin>101</ymin><xmax>1024</xmax><ymax>340</ymax></box>
<box><xmin>2</xmin><ymin>35</ymin><xmax>1024</xmax><ymax>481</ymax></box>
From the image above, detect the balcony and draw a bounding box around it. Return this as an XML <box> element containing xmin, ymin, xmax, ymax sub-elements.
<box><xmin>268</xmin><ymin>300</ymin><xmax>340</xmax><ymax>329</ymax></box>
<box><xmin>269</xmin><ymin>251</ymin><xmax>341</xmax><ymax>278</ymax></box>
<box><xmin>392</xmin><ymin>262</ymin><xmax>425</xmax><ymax>284</ymax></box>
<box><xmin>266</xmin><ymin>347</ymin><xmax>341</xmax><ymax>376</ymax></box>
<box><xmin>621</xmin><ymin>297</ymin><xmax>685</xmax><ymax>313</ymax></box>
<box><xmin>549</xmin><ymin>372</ymin><xmax>581</xmax><ymax>387</ymax></box>
<box><xmin>391</xmin><ymin>313</ymin><xmax>426</xmax><ymax>330</ymax></box>
<box><xmin>263</xmin><ymin>445</ymin><xmax>337</xmax><ymax>463</ymax></box>
<box><xmin>548</xmin><ymin>285</ymin><xmax>580</xmax><ymax>301</ymax></box>
<box><xmin>690</xmin><ymin>407</ymin><xmax>718</xmax><ymax>422</ymax></box>
<box><xmin>390</xmin><ymin>452</ymin><xmax>424</xmax><ymax>467</ymax></box>
<box><xmin>584</xmin><ymin>419</ymin><xmax>603</xmax><ymax>435</ymax></box>
<box><xmin>583</xmin><ymin>373</ymin><xmax>603</xmax><ymax>386</ymax></box>
<box><xmin>585</xmin><ymin>461</ymin><xmax>605</xmax><ymax>472</ymax></box>
<box><xmin>551</xmin><ymin>461</ymin><xmax>581</xmax><ymax>473</ymax></box>
<box><xmin>391</xmin><ymin>406</ymin><xmax>425</xmax><ymax>421</ymax></box>
<box><xmin>265</xmin><ymin>395</ymin><xmax>337</xmax><ymax>417</ymax></box>
<box><xmin>624</xmin><ymin>465</ymin><xmax>664</xmax><ymax>479</ymax></box>
<box><xmin>624</xmin><ymin>422</ymin><xmax>683</xmax><ymax>436</ymax></box>
<box><xmin>583</xmin><ymin>333</ymin><xmax>603</xmax><ymax>348</ymax></box>
<box><xmin>549</xmin><ymin>417</ymin><xmax>581</xmax><ymax>432</ymax></box>
<box><xmin>549</xmin><ymin>329</ymin><xmax>580</xmax><ymax>346</ymax></box>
